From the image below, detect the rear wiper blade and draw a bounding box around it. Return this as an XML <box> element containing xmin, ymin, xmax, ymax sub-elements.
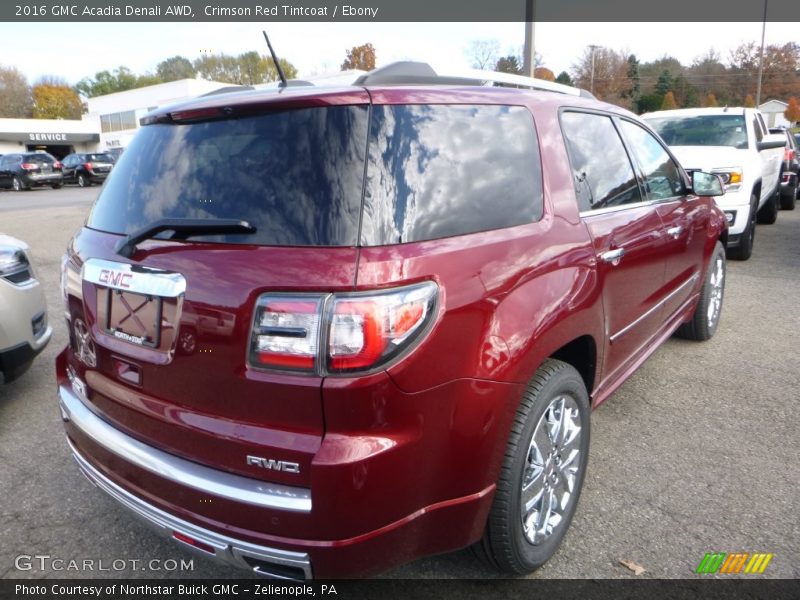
<box><xmin>114</xmin><ymin>218</ymin><xmax>256</xmax><ymax>258</ymax></box>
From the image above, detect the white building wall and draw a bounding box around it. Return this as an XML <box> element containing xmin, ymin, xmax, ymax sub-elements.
<box><xmin>0</xmin><ymin>116</ymin><xmax>100</xmax><ymax>155</ymax></box>
<box><xmin>758</xmin><ymin>100</ymin><xmax>790</xmax><ymax>129</ymax></box>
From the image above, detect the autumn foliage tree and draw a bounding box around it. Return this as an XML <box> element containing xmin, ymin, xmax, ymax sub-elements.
<box><xmin>341</xmin><ymin>44</ymin><xmax>376</xmax><ymax>71</ymax></box>
<box><xmin>785</xmin><ymin>97</ymin><xmax>800</xmax><ymax>124</ymax></box>
<box><xmin>661</xmin><ymin>91</ymin><xmax>678</xmax><ymax>109</ymax></box>
<box><xmin>744</xmin><ymin>94</ymin><xmax>756</xmax><ymax>107</ymax></box>
<box><xmin>0</xmin><ymin>66</ymin><xmax>32</xmax><ymax>117</ymax></box>
<box><xmin>702</xmin><ymin>93</ymin><xmax>719</xmax><ymax>107</ymax></box>
<box><xmin>32</xmin><ymin>77</ymin><xmax>82</xmax><ymax>119</ymax></box>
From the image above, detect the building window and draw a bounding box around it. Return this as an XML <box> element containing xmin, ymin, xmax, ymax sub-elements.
<box><xmin>100</xmin><ymin>110</ymin><xmax>138</xmax><ymax>133</ymax></box>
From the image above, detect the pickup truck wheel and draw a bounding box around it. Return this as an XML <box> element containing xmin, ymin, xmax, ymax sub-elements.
<box><xmin>676</xmin><ymin>241</ymin><xmax>725</xmax><ymax>341</ymax></box>
<box><xmin>476</xmin><ymin>359</ymin><xmax>590</xmax><ymax>574</ymax></box>
<box><xmin>757</xmin><ymin>190</ymin><xmax>779</xmax><ymax>224</ymax></box>
<box><xmin>726</xmin><ymin>196</ymin><xmax>756</xmax><ymax>261</ymax></box>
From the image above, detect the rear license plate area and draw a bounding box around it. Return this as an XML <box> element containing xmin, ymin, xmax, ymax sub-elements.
<box><xmin>98</xmin><ymin>288</ymin><xmax>163</xmax><ymax>348</ymax></box>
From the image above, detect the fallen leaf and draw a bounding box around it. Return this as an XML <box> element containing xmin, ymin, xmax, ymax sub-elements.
<box><xmin>619</xmin><ymin>558</ymin><xmax>646</xmax><ymax>575</ymax></box>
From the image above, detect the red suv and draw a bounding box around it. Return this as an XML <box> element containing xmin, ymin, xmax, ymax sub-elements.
<box><xmin>57</xmin><ymin>62</ymin><xmax>728</xmax><ymax>579</ymax></box>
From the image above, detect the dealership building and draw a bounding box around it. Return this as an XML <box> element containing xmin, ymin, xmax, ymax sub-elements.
<box><xmin>0</xmin><ymin>78</ymin><xmax>230</xmax><ymax>159</ymax></box>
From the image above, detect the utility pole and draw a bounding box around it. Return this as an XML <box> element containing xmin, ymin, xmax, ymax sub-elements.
<box><xmin>522</xmin><ymin>0</ymin><xmax>536</xmax><ymax>77</ymax></box>
<box><xmin>589</xmin><ymin>45</ymin><xmax>600</xmax><ymax>94</ymax></box>
<box><xmin>755</xmin><ymin>0</ymin><xmax>768</xmax><ymax>106</ymax></box>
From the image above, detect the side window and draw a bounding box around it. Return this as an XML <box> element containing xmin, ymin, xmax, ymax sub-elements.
<box><xmin>560</xmin><ymin>111</ymin><xmax>642</xmax><ymax>212</ymax></box>
<box><xmin>619</xmin><ymin>120</ymin><xmax>685</xmax><ymax>201</ymax></box>
<box><xmin>752</xmin><ymin>115</ymin><xmax>764</xmax><ymax>142</ymax></box>
<box><xmin>362</xmin><ymin>104</ymin><xmax>543</xmax><ymax>245</ymax></box>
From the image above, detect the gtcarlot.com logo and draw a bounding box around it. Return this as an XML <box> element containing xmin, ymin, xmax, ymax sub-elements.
<box><xmin>14</xmin><ymin>554</ymin><xmax>194</xmax><ymax>572</ymax></box>
<box><xmin>696</xmin><ymin>552</ymin><xmax>773</xmax><ymax>574</ymax></box>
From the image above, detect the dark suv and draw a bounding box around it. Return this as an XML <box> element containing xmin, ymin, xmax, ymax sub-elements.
<box><xmin>0</xmin><ymin>152</ymin><xmax>63</xmax><ymax>191</ymax></box>
<box><xmin>61</xmin><ymin>152</ymin><xmax>115</xmax><ymax>187</ymax></box>
<box><xmin>769</xmin><ymin>127</ymin><xmax>799</xmax><ymax>210</ymax></box>
<box><xmin>57</xmin><ymin>62</ymin><xmax>728</xmax><ymax>579</ymax></box>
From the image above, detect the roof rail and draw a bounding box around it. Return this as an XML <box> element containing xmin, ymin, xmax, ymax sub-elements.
<box><xmin>355</xmin><ymin>61</ymin><xmax>594</xmax><ymax>99</ymax></box>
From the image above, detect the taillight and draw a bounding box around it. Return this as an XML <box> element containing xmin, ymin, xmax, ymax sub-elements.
<box><xmin>84</xmin><ymin>162</ymin><xmax>94</xmax><ymax>172</ymax></box>
<box><xmin>20</xmin><ymin>163</ymin><xmax>36</xmax><ymax>170</ymax></box>
<box><xmin>54</xmin><ymin>161</ymin><xmax>63</xmax><ymax>169</ymax></box>
<box><xmin>328</xmin><ymin>283</ymin><xmax>437</xmax><ymax>372</ymax></box>
<box><xmin>248</xmin><ymin>282</ymin><xmax>438</xmax><ymax>375</ymax></box>
<box><xmin>250</xmin><ymin>296</ymin><xmax>323</xmax><ymax>372</ymax></box>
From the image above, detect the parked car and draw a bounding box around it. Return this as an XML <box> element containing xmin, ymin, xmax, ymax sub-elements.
<box><xmin>643</xmin><ymin>107</ymin><xmax>785</xmax><ymax>260</ymax></box>
<box><xmin>0</xmin><ymin>152</ymin><xmax>63</xmax><ymax>191</ymax></box>
<box><xmin>1</xmin><ymin>235</ymin><xmax>52</xmax><ymax>383</ymax></box>
<box><xmin>61</xmin><ymin>152</ymin><xmax>114</xmax><ymax>187</ymax></box>
<box><xmin>769</xmin><ymin>127</ymin><xmax>799</xmax><ymax>210</ymax></box>
<box><xmin>57</xmin><ymin>62</ymin><xmax>728</xmax><ymax>579</ymax></box>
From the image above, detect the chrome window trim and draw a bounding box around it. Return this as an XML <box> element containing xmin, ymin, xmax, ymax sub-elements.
<box><xmin>59</xmin><ymin>384</ymin><xmax>312</xmax><ymax>513</ymax></box>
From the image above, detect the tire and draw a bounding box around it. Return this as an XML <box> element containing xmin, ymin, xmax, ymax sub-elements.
<box><xmin>726</xmin><ymin>195</ymin><xmax>756</xmax><ymax>261</ymax></box>
<box><xmin>12</xmin><ymin>176</ymin><xmax>26</xmax><ymax>192</ymax></box>
<box><xmin>757</xmin><ymin>190</ymin><xmax>778</xmax><ymax>224</ymax></box>
<box><xmin>51</xmin><ymin>184</ymin><xmax>62</xmax><ymax>190</ymax></box>
<box><xmin>77</xmin><ymin>174</ymin><xmax>88</xmax><ymax>187</ymax></box>
<box><xmin>780</xmin><ymin>185</ymin><xmax>796</xmax><ymax>210</ymax></box>
<box><xmin>476</xmin><ymin>359</ymin><xmax>590</xmax><ymax>574</ymax></box>
<box><xmin>676</xmin><ymin>241</ymin><xmax>725</xmax><ymax>341</ymax></box>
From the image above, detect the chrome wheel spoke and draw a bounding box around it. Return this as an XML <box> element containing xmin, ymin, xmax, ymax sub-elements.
<box><xmin>520</xmin><ymin>394</ymin><xmax>583</xmax><ymax>545</ymax></box>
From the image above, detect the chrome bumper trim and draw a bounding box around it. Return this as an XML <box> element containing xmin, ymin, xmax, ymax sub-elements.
<box><xmin>67</xmin><ymin>439</ymin><xmax>313</xmax><ymax>579</ymax></box>
<box><xmin>58</xmin><ymin>384</ymin><xmax>311</xmax><ymax>513</ymax></box>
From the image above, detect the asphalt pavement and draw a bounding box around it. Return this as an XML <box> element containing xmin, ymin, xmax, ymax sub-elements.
<box><xmin>0</xmin><ymin>187</ymin><xmax>798</xmax><ymax>579</ymax></box>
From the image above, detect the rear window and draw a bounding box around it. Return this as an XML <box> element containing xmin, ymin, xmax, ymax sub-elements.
<box><xmin>646</xmin><ymin>114</ymin><xmax>748</xmax><ymax>149</ymax></box>
<box><xmin>361</xmin><ymin>105</ymin><xmax>542</xmax><ymax>245</ymax></box>
<box><xmin>24</xmin><ymin>153</ymin><xmax>54</xmax><ymax>164</ymax></box>
<box><xmin>86</xmin><ymin>153</ymin><xmax>113</xmax><ymax>162</ymax></box>
<box><xmin>88</xmin><ymin>106</ymin><xmax>369</xmax><ymax>246</ymax></box>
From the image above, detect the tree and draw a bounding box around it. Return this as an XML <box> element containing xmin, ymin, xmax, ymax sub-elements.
<box><xmin>31</xmin><ymin>77</ymin><xmax>82</xmax><ymax>119</ymax></box>
<box><xmin>466</xmin><ymin>39</ymin><xmax>500</xmax><ymax>69</ymax></box>
<box><xmin>75</xmin><ymin>66</ymin><xmax>139</xmax><ymax>97</ymax></box>
<box><xmin>555</xmin><ymin>71</ymin><xmax>574</xmax><ymax>86</ymax></box>
<box><xmin>785</xmin><ymin>97</ymin><xmax>800</xmax><ymax>124</ymax></box>
<box><xmin>0</xmin><ymin>66</ymin><xmax>32</xmax><ymax>117</ymax></box>
<box><xmin>744</xmin><ymin>94</ymin><xmax>756</xmax><ymax>107</ymax></box>
<box><xmin>534</xmin><ymin>67</ymin><xmax>555</xmax><ymax>81</ymax></box>
<box><xmin>194</xmin><ymin>53</ymin><xmax>297</xmax><ymax>84</ymax></box>
<box><xmin>571</xmin><ymin>46</ymin><xmax>631</xmax><ymax>106</ymax></box>
<box><xmin>157</xmin><ymin>56</ymin><xmax>196</xmax><ymax>82</ymax></box>
<box><xmin>341</xmin><ymin>43</ymin><xmax>375</xmax><ymax>71</ymax></box>
<box><xmin>626</xmin><ymin>54</ymin><xmax>640</xmax><ymax>102</ymax></box>
<box><xmin>495</xmin><ymin>55</ymin><xmax>522</xmax><ymax>75</ymax></box>
<box><xmin>655</xmin><ymin>70</ymin><xmax>673</xmax><ymax>96</ymax></box>
<box><xmin>702</xmin><ymin>92</ymin><xmax>719</xmax><ymax>107</ymax></box>
<box><xmin>661</xmin><ymin>91</ymin><xmax>678</xmax><ymax>110</ymax></box>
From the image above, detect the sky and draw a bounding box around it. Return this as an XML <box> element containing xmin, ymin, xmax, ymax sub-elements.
<box><xmin>1</xmin><ymin>21</ymin><xmax>798</xmax><ymax>86</ymax></box>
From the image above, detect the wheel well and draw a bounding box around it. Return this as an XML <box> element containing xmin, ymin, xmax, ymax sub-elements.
<box><xmin>752</xmin><ymin>180</ymin><xmax>762</xmax><ymax>201</ymax></box>
<box><xmin>718</xmin><ymin>229</ymin><xmax>728</xmax><ymax>248</ymax></box>
<box><xmin>549</xmin><ymin>335</ymin><xmax>596</xmax><ymax>399</ymax></box>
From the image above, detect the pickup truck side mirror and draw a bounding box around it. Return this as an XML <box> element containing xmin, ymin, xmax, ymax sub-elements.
<box><xmin>692</xmin><ymin>171</ymin><xmax>724</xmax><ymax>197</ymax></box>
<box><xmin>757</xmin><ymin>133</ymin><xmax>787</xmax><ymax>151</ymax></box>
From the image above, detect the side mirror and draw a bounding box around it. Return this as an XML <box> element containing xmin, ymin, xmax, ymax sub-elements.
<box><xmin>757</xmin><ymin>133</ymin><xmax>787</xmax><ymax>151</ymax></box>
<box><xmin>692</xmin><ymin>171</ymin><xmax>724</xmax><ymax>197</ymax></box>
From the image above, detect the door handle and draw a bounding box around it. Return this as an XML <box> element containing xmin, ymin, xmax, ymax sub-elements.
<box><xmin>667</xmin><ymin>225</ymin><xmax>683</xmax><ymax>238</ymax></box>
<box><xmin>599</xmin><ymin>248</ymin><xmax>625</xmax><ymax>264</ymax></box>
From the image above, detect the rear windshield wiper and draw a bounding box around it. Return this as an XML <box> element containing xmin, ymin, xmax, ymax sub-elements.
<box><xmin>114</xmin><ymin>218</ymin><xmax>256</xmax><ymax>258</ymax></box>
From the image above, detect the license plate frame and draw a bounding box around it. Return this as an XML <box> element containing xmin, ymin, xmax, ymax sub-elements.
<box><xmin>101</xmin><ymin>288</ymin><xmax>163</xmax><ymax>348</ymax></box>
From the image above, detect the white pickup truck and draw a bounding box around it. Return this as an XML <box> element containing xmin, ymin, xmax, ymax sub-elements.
<box><xmin>643</xmin><ymin>107</ymin><xmax>786</xmax><ymax>260</ymax></box>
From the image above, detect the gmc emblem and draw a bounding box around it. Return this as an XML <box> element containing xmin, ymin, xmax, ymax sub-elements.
<box><xmin>99</xmin><ymin>269</ymin><xmax>132</xmax><ymax>288</ymax></box>
<box><xmin>246</xmin><ymin>455</ymin><xmax>300</xmax><ymax>474</ymax></box>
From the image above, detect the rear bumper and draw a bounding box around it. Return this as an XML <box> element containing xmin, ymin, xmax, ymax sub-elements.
<box><xmin>57</xmin><ymin>373</ymin><xmax>501</xmax><ymax>578</ymax></box>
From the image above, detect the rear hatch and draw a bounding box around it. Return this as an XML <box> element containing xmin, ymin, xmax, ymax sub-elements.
<box><xmin>84</xmin><ymin>153</ymin><xmax>114</xmax><ymax>174</ymax></box>
<box><xmin>64</xmin><ymin>89</ymin><xmax>370</xmax><ymax>488</ymax></box>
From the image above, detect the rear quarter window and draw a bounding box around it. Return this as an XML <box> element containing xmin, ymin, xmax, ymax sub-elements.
<box><xmin>360</xmin><ymin>104</ymin><xmax>543</xmax><ymax>245</ymax></box>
